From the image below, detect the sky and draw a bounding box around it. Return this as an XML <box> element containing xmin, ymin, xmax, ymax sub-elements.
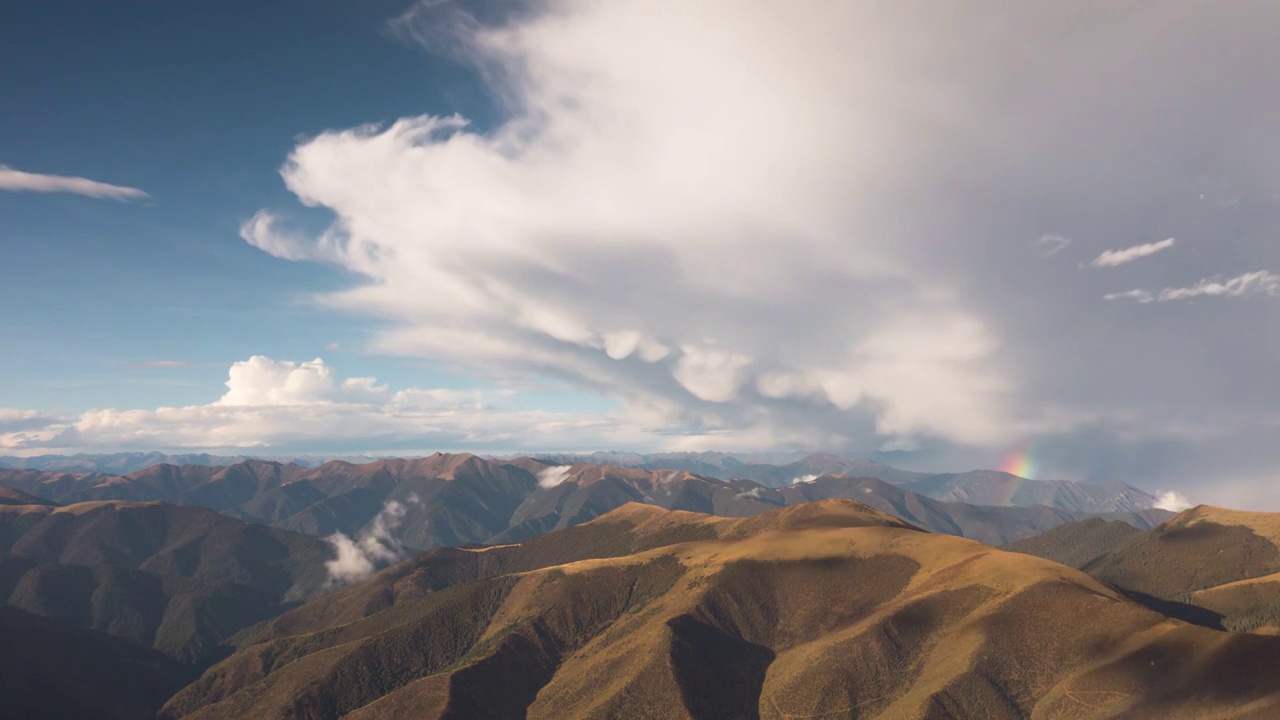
<box><xmin>4</xmin><ymin>1</ymin><xmax>1280</xmax><ymax>506</ymax></box>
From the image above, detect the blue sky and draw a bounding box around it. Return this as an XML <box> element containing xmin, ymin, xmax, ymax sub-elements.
<box><xmin>0</xmin><ymin>0</ymin><xmax>501</xmax><ymax>411</ymax></box>
<box><xmin>4</xmin><ymin>1</ymin><xmax>1280</xmax><ymax>507</ymax></box>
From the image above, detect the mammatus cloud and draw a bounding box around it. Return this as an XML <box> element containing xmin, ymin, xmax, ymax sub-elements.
<box><xmin>0</xmin><ymin>165</ymin><xmax>149</xmax><ymax>201</ymax></box>
<box><xmin>1035</xmin><ymin>234</ymin><xmax>1072</xmax><ymax>257</ymax></box>
<box><xmin>537</xmin><ymin>465</ymin><xmax>573</xmax><ymax>488</ymax></box>
<box><xmin>1104</xmin><ymin>271</ymin><xmax>1280</xmax><ymax>304</ymax></box>
<box><xmin>1153</xmin><ymin>490</ymin><xmax>1193</xmax><ymax>512</ymax></box>
<box><xmin>1091</xmin><ymin>238</ymin><xmax>1176</xmax><ymax>268</ymax></box>
<box><xmin>324</xmin><ymin>494</ymin><xmax>420</xmax><ymax>585</ymax></box>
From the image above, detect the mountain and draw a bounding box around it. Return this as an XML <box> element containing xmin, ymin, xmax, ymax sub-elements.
<box><xmin>2</xmin><ymin>450</ymin><xmax>1163</xmax><ymax>513</ymax></box>
<box><xmin>0</xmin><ymin>452</ymin><xmax>255</xmax><ymax>474</ymax></box>
<box><xmin>1</xmin><ymin>457</ymin><xmax>1169</xmax><ymax>552</ymax></box>
<box><xmin>161</xmin><ymin>500</ymin><xmax>1280</xmax><ymax>719</ymax></box>
<box><xmin>1008</xmin><ymin>505</ymin><xmax>1280</xmax><ymax>634</ymax></box>
<box><xmin>1004</xmin><ymin>517</ymin><xmax>1143</xmax><ymax>569</ymax></box>
<box><xmin>0</xmin><ymin>484</ymin><xmax>56</xmax><ymax>507</ymax></box>
<box><xmin>0</xmin><ymin>606</ymin><xmax>192</xmax><ymax>720</ymax></box>
<box><xmin>0</xmin><ymin>500</ymin><xmax>330</xmax><ymax>664</ymax></box>
<box><xmin>530</xmin><ymin>451</ymin><xmax>1160</xmax><ymax>513</ymax></box>
<box><xmin>896</xmin><ymin>469</ymin><xmax>1157</xmax><ymax>513</ymax></box>
<box><xmin>0</xmin><ymin>452</ymin><xmax>376</xmax><ymax>474</ymax></box>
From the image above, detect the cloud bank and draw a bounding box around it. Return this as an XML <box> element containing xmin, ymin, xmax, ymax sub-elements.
<box><xmin>0</xmin><ymin>356</ymin><xmax>661</xmax><ymax>454</ymax></box>
<box><xmin>0</xmin><ymin>166</ymin><xmax>149</xmax><ymax>201</ymax></box>
<box><xmin>224</xmin><ymin>0</ymin><xmax>1280</xmax><ymax>502</ymax></box>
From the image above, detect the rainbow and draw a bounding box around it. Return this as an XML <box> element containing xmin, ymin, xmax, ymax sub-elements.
<box><xmin>1000</xmin><ymin>441</ymin><xmax>1036</xmax><ymax>479</ymax></box>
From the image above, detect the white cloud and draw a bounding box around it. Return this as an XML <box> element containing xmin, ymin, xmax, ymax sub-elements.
<box><xmin>1105</xmin><ymin>271</ymin><xmax>1280</xmax><ymax>304</ymax></box>
<box><xmin>537</xmin><ymin>465</ymin><xmax>573</xmax><ymax>488</ymax></box>
<box><xmin>1091</xmin><ymin>238</ymin><xmax>1176</xmax><ymax>268</ymax></box>
<box><xmin>1035</xmin><ymin>234</ymin><xmax>1072</xmax><ymax>257</ymax></box>
<box><xmin>790</xmin><ymin>474</ymin><xmax>818</xmax><ymax>485</ymax></box>
<box><xmin>324</xmin><ymin>496</ymin><xmax>419</xmax><ymax>585</ymax></box>
<box><xmin>735</xmin><ymin>486</ymin><xmax>765</xmax><ymax>499</ymax></box>
<box><xmin>0</xmin><ymin>357</ymin><xmax>663</xmax><ymax>454</ymax></box>
<box><xmin>239</xmin><ymin>0</ymin><xmax>1020</xmax><ymax>453</ymax></box>
<box><xmin>1155</xmin><ymin>271</ymin><xmax>1280</xmax><ymax>302</ymax></box>
<box><xmin>1153</xmin><ymin>490</ymin><xmax>1193</xmax><ymax>512</ymax></box>
<box><xmin>0</xmin><ymin>166</ymin><xmax>148</xmax><ymax>201</ymax></box>
<box><xmin>1103</xmin><ymin>289</ymin><xmax>1155</xmax><ymax>303</ymax></box>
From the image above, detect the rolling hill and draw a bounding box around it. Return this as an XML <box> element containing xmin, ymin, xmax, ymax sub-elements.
<box><xmin>1008</xmin><ymin>505</ymin><xmax>1280</xmax><ymax>634</ymax></box>
<box><xmin>161</xmin><ymin>500</ymin><xmax>1280</xmax><ymax>720</ymax></box>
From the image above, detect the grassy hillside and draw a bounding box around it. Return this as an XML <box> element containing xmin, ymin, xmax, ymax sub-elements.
<box><xmin>0</xmin><ymin>501</ymin><xmax>330</xmax><ymax>664</ymax></box>
<box><xmin>162</xmin><ymin>500</ymin><xmax>1280</xmax><ymax>719</ymax></box>
<box><xmin>1008</xmin><ymin>505</ymin><xmax>1280</xmax><ymax>635</ymax></box>
<box><xmin>0</xmin><ymin>606</ymin><xmax>193</xmax><ymax>720</ymax></box>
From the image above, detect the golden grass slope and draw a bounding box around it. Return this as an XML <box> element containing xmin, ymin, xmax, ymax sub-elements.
<box><xmin>162</xmin><ymin>500</ymin><xmax>1280</xmax><ymax>719</ymax></box>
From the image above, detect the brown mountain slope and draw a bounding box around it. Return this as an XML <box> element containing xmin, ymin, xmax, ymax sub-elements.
<box><xmin>163</xmin><ymin>501</ymin><xmax>1280</xmax><ymax>720</ymax></box>
<box><xmin>0</xmin><ymin>501</ymin><xmax>330</xmax><ymax>664</ymax></box>
<box><xmin>1004</xmin><ymin>517</ymin><xmax>1144</xmax><ymax>568</ymax></box>
<box><xmin>0</xmin><ymin>605</ymin><xmax>193</xmax><ymax>720</ymax></box>
<box><xmin>1008</xmin><ymin>505</ymin><xmax>1280</xmax><ymax>635</ymax></box>
<box><xmin>0</xmin><ymin>484</ymin><xmax>56</xmax><ymax>507</ymax></box>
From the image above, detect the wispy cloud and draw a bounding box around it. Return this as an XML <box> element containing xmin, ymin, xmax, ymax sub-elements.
<box><xmin>1153</xmin><ymin>490</ymin><xmax>1192</xmax><ymax>512</ymax></box>
<box><xmin>0</xmin><ymin>165</ymin><xmax>149</xmax><ymax>201</ymax></box>
<box><xmin>1035</xmin><ymin>234</ymin><xmax>1072</xmax><ymax>257</ymax></box>
<box><xmin>323</xmin><ymin>494</ymin><xmax>420</xmax><ymax>585</ymax></box>
<box><xmin>1102</xmin><ymin>289</ymin><xmax>1155</xmax><ymax>303</ymax></box>
<box><xmin>537</xmin><ymin>465</ymin><xmax>573</xmax><ymax>488</ymax></box>
<box><xmin>1091</xmin><ymin>238</ymin><xmax>1175</xmax><ymax>267</ymax></box>
<box><xmin>1105</xmin><ymin>270</ymin><xmax>1280</xmax><ymax>303</ymax></box>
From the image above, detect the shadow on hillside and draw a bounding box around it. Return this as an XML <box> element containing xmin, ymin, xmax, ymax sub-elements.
<box><xmin>1116</xmin><ymin>587</ymin><xmax>1225</xmax><ymax>630</ymax></box>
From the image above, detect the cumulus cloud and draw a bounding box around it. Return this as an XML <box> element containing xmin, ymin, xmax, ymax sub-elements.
<box><xmin>242</xmin><ymin>0</ymin><xmax>1027</xmax><ymax>453</ymax></box>
<box><xmin>537</xmin><ymin>465</ymin><xmax>573</xmax><ymax>488</ymax></box>
<box><xmin>1035</xmin><ymin>234</ymin><xmax>1072</xmax><ymax>257</ymax></box>
<box><xmin>324</xmin><ymin>495</ymin><xmax>420</xmax><ymax>585</ymax></box>
<box><xmin>1091</xmin><ymin>238</ymin><xmax>1176</xmax><ymax>268</ymax></box>
<box><xmin>0</xmin><ymin>356</ymin><xmax>663</xmax><ymax>454</ymax></box>
<box><xmin>1105</xmin><ymin>271</ymin><xmax>1280</xmax><ymax>304</ymax></box>
<box><xmin>1153</xmin><ymin>491</ymin><xmax>1193</xmax><ymax>513</ymax></box>
<box><xmin>0</xmin><ymin>165</ymin><xmax>149</xmax><ymax>201</ymax></box>
<box><xmin>13</xmin><ymin>1</ymin><xmax>1275</xmax><ymax>502</ymax></box>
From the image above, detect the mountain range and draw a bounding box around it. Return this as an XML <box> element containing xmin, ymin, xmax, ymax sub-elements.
<box><xmin>0</xmin><ymin>451</ymin><xmax>1158</xmax><ymax>512</ymax></box>
<box><xmin>0</xmin><ymin>454</ymin><xmax>1169</xmax><ymax>550</ymax></box>
<box><xmin>0</xmin><ymin>500</ymin><xmax>330</xmax><ymax>665</ymax></box>
<box><xmin>159</xmin><ymin>500</ymin><xmax>1280</xmax><ymax>719</ymax></box>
